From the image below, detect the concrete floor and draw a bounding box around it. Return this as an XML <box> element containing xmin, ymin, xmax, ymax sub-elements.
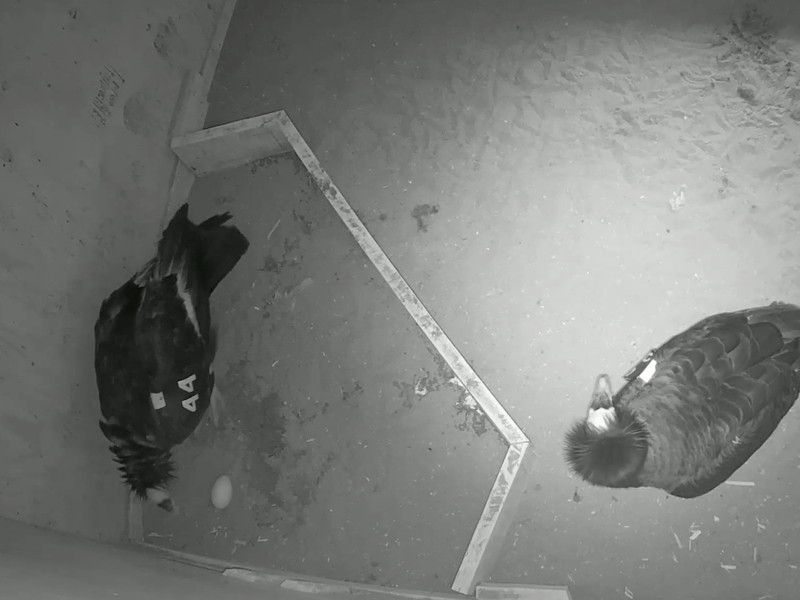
<box><xmin>6</xmin><ymin>516</ymin><xmax>469</xmax><ymax>600</ymax></box>
<box><xmin>143</xmin><ymin>155</ymin><xmax>506</xmax><ymax>591</ymax></box>
<box><xmin>154</xmin><ymin>1</ymin><xmax>800</xmax><ymax>599</ymax></box>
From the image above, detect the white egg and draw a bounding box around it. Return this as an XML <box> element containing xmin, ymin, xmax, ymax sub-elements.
<box><xmin>211</xmin><ymin>475</ymin><xmax>233</xmax><ymax>509</ymax></box>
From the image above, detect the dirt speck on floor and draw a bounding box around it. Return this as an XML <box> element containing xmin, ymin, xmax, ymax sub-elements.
<box><xmin>411</xmin><ymin>204</ymin><xmax>440</xmax><ymax>233</ymax></box>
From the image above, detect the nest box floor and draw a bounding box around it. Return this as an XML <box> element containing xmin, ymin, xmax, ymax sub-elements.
<box><xmin>142</xmin><ymin>155</ymin><xmax>506</xmax><ymax>592</ymax></box>
<box><xmin>154</xmin><ymin>1</ymin><xmax>800</xmax><ymax>599</ymax></box>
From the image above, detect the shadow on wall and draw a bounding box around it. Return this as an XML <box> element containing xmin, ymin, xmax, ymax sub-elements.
<box><xmin>0</xmin><ymin>0</ymin><xmax>223</xmax><ymax>541</ymax></box>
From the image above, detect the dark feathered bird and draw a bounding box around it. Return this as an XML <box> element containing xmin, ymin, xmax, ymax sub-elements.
<box><xmin>94</xmin><ymin>203</ymin><xmax>249</xmax><ymax>511</ymax></box>
<box><xmin>564</xmin><ymin>302</ymin><xmax>800</xmax><ymax>498</ymax></box>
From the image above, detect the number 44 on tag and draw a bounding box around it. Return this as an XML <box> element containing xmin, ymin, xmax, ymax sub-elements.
<box><xmin>178</xmin><ymin>374</ymin><xmax>198</xmax><ymax>413</ymax></box>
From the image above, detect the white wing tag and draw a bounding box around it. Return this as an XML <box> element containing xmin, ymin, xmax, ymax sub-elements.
<box><xmin>152</xmin><ymin>374</ymin><xmax>200</xmax><ymax>411</ymax></box>
<box><xmin>150</xmin><ymin>392</ymin><xmax>166</xmax><ymax>410</ymax></box>
<box><xmin>638</xmin><ymin>359</ymin><xmax>657</xmax><ymax>383</ymax></box>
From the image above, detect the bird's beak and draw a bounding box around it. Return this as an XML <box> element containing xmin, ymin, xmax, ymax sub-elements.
<box><xmin>589</xmin><ymin>374</ymin><xmax>614</xmax><ymax>411</ymax></box>
<box><xmin>586</xmin><ymin>374</ymin><xmax>617</xmax><ymax>433</ymax></box>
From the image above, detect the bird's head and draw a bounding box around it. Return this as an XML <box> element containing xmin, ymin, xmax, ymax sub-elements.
<box><xmin>563</xmin><ymin>374</ymin><xmax>648</xmax><ymax>488</ymax></box>
<box><xmin>146</xmin><ymin>487</ymin><xmax>174</xmax><ymax>512</ymax></box>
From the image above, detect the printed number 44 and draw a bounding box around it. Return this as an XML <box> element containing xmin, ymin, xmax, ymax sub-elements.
<box><xmin>179</xmin><ymin>374</ymin><xmax>198</xmax><ymax>412</ymax></box>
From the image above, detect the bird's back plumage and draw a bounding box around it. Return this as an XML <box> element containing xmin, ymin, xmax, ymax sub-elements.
<box><xmin>94</xmin><ymin>203</ymin><xmax>250</xmax><ymax>507</ymax></box>
<box><xmin>565</xmin><ymin>302</ymin><xmax>800</xmax><ymax>498</ymax></box>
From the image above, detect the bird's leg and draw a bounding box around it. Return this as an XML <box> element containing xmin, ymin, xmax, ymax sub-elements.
<box><xmin>210</xmin><ymin>384</ymin><xmax>225</xmax><ymax>427</ymax></box>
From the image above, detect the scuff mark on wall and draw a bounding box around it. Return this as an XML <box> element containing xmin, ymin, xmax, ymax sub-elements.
<box><xmin>0</xmin><ymin>0</ymin><xmax>224</xmax><ymax>541</ymax></box>
<box><xmin>123</xmin><ymin>88</ymin><xmax>165</xmax><ymax>138</ymax></box>
<box><xmin>90</xmin><ymin>66</ymin><xmax>125</xmax><ymax>128</ymax></box>
<box><xmin>154</xmin><ymin>17</ymin><xmax>180</xmax><ymax>60</ymax></box>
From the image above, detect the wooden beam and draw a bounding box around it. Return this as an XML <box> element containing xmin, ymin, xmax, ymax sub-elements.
<box><xmin>171</xmin><ymin>0</ymin><xmax>239</xmax><ymax>138</ymax></box>
<box><xmin>139</xmin><ymin>549</ymin><xmax>470</xmax><ymax>600</ymax></box>
<box><xmin>274</xmin><ymin>121</ymin><xmax>535</xmax><ymax>593</ymax></box>
<box><xmin>151</xmin><ymin>109</ymin><xmax>538</xmax><ymax>597</ymax></box>
<box><xmin>225</xmin><ymin>567</ymin><xmax>468</xmax><ymax>600</ymax></box>
<box><xmin>451</xmin><ymin>442</ymin><xmax>535</xmax><ymax>596</ymax></box>
<box><xmin>161</xmin><ymin>0</ymin><xmax>239</xmax><ymax>232</ymax></box>
<box><xmin>171</xmin><ymin>111</ymin><xmax>293</xmax><ymax>177</ymax></box>
<box><xmin>476</xmin><ymin>584</ymin><xmax>572</xmax><ymax>600</ymax></box>
<box><xmin>138</xmin><ymin>542</ymin><xmax>246</xmax><ymax>572</ymax></box>
<box><xmin>276</xmin><ymin>113</ymin><xmax>529</xmax><ymax>447</ymax></box>
<box><xmin>145</xmin><ymin>0</ymin><xmax>538</xmax><ymax>593</ymax></box>
<box><xmin>157</xmin><ymin>158</ymin><xmax>196</xmax><ymax>232</ymax></box>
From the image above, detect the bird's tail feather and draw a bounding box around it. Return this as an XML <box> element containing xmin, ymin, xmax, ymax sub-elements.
<box><xmin>150</xmin><ymin>203</ymin><xmax>249</xmax><ymax>292</ymax></box>
<box><xmin>151</xmin><ymin>203</ymin><xmax>193</xmax><ymax>281</ymax></box>
<box><xmin>197</xmin><ymin>219</ymin><xmax>250</xmax><ymax>293</ymax></box>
